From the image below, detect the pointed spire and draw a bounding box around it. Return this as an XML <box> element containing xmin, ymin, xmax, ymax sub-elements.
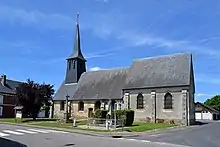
<box><xmin>67</xmin><ymin>13</ymin><xmax>86</xmax><ymax>61</ymax></box>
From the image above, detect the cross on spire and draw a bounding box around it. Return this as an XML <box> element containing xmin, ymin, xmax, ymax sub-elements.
<box><xmin>76</xmin><ymin>13</ymin><xmax>79</xmax><ymax>24</ymax></box>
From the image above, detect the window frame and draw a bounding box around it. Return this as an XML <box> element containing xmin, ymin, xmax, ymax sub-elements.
<box><xmin>164</xmin><ymin>92</ymin><xmax>173</xmax><ymax>109</ymax></box>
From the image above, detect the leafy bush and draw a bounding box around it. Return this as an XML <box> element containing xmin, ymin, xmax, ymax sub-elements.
<box><xmin>115</xmin><ymin>110</ymin><xmax>134</xmax><ymax>126</ymax></box>
<box><xmin>93</xmin><ymin>109</ymin><xmax>108</xmax><ymax>118</ymax></box>
<box><xmin>93</xmin><ymin>109</ymin><xmax>134</xmax><ymax>126</ymax></box>
<box><xmin>124</xmin><ymin>110</ymin><xmax>134</xmax><ymax>126</ymax></box>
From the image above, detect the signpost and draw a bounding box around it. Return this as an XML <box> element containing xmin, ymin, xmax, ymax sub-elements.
<box><xmin>14</xmin><ymin>106</ymin><xmax>23</xmax><ymax>123</ymax></box>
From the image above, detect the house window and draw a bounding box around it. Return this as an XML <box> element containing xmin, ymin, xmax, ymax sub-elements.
<box><xmin>164</xmin><ymin>92</ymin><xmax>173</xmax><ymax>109</ymax></box>
<box><xmin>60</xmin><ymin>101</ymin><xmax>65</xmax><ymax>111</ymax></box>
<box><xmin>78</xmin><ymin>101</ymin><xmax>84</xmax><ymax>111</ymax></box>
<box><xmin>137</xmin><ymin>93</ymin><xmax>144</xmax><ymax>109</ymax></box>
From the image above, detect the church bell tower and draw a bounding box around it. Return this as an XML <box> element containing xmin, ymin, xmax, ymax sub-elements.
<box><xmin>65</xmin><ymin>14</ymin><xmax>86</xmax><ymax>84</ymax></box>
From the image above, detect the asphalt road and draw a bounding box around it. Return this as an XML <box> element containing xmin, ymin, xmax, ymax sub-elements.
<box><xmin>0</xmin><ymin>123</ymin><xmax>188</xmax><ymax>147</ymax></box>
<box><xmin>126</xmin><ymin>121</ymin><xmax>220</xmax><ymax>147</ymax></box>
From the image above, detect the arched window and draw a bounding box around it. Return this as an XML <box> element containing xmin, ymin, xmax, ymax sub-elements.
<box><xmin>164</xmin><ymin>92</ymin><xmax>173</xmax><ymax>109</ymax></box>
<box><xmin>137</xmin><ymin>93</ymin><xmax>144</xmax><ymax>109</ymax></box>
<box><xmin>78</xmin><ymin>101</ymin><xmax>84</xmax><ymax>111</ymax></box>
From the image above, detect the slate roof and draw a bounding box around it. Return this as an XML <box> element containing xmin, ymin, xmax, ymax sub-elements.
<box><xmin>72</xmin><ymin>68</ymin><xmax>128</xmax><ymax>100</ymax></box>
<box><xmin>124</xmin><ymin>53</ymin><xmax>192</xmax><ymax>89</ymax></box>
<box><xmin>195</xmin><ymin>102</ymin><xmax>219</xmax><ymax>114</ymax></box>
<box><xmin>53</xmin><ymin>82</ymin><xmax>78</xmax><ymax>101</ymax></box>
<box><xmin>0</xmin><ymin>78</ymin><xmax>22</xmax><ymax>95</ymax></box>
<box><xmin>54</xmin><ymin>53</ymin><xmax>193</xmax><ymax>101</ymax></box>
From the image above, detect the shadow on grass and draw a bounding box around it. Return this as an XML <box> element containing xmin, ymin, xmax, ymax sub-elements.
<box><xmin>0</xmin><ymin>137</ymin><xmax>27</xmax><ymax>147</ymax></box>
<box><xmin>21</xmin><ymin>118</ymin><xmax>57</xmax><ymax>123</ymax></box>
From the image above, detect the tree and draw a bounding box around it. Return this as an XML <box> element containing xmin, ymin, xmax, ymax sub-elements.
<box><xmin>204</xmin><ymin>95</ymin><xmax>220</xmax><ymax>111</ymax></box>
<box><xmin>16</xmin><ymin>79</ymin><xmax>55</xmax><ymax>120</ymax></box>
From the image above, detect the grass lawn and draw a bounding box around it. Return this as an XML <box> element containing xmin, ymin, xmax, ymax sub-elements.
<box><xmin>0</xmin><ymin>118</ymin><xmax>177</xmax><ymax>132</ymax></box>
<box><xmin>30</xmin><ymin>121</ymin><xmax>110</xmax><ymax>132</ymax></box>
<box><xmin>0</xmin><ymin>118</ymin><xmax>57</xmax><ymax>124</ymax></box>
<box><xmin>125</xmin><ymin>122</ymin><xmax>177</xmax><ymax>132</ymax></box>
<box><xmin>0</xmin><ymin>118</ymin><xmax>90</xmax><ymax>130</ymax></box>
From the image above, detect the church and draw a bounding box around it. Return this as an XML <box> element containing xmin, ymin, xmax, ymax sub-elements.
<box><xmin>53</xmin><ymin>17</ymin><xmax>196</xmax><ymax>126</ymax></box>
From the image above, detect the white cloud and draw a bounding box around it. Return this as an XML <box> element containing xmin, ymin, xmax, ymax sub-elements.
<box><xmin>196</xmin><ymin>93</ymin><xmax>215</xmax><ymax>98</ymax></box>
<box><xmin>0</xmin><ymin>5</ymin><xmax>74</xmax><ymax>30</ymax></box>
<box><xmin>86</xmin><ymin>53</ymin><xmax>114</xmax><ymax>59</ymax></box>
<box><xmin>1</xmin><ymin>4</ymin><xmax>220</xmax><ymax>58</ymax></box>
<box><xmin>32</xmin><ymin>52</ymin><xmax>114</xmax><ymax>65</ymax></box>
<box><xmin>114</xmin><ymin>30</ymin><xmax>220</xmax><ymax>57</ymax></box>
<box><xmin>89</xmin><ymin>66</ymin><xmax>102</xmax><ymax>71</ymax></box>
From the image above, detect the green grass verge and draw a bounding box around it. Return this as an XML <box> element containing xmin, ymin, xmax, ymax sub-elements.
<box><xmin>125</xmin><ymin>122</ymin><xmax>177</xmax><ymax>132</ymax></box>
<box><xmin>0</xmin><ymin>118</ymin><xmax>57</xmax><ymax>124</ymax></box>
<box><xmin>0</xmin><ymin>118</ymin><xmax>177</xmax><ymax>132</ymax></box>
<box><xmin>30</xmin><ymin>121</ymin><xmax>110</xmax><ymax>132</ymax></box>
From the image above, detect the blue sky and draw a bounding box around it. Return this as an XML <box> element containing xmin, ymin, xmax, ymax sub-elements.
<box><xmin>0</xmin><ymin>0</ymin><xmax>219</xmax><ymax>102</ymax></box>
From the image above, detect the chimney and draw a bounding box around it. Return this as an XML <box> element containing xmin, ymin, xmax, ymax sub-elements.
<box><xmin>1</xmin><ymin>74</ymin><xmax>6</xmax><ymax>86</ymax></box>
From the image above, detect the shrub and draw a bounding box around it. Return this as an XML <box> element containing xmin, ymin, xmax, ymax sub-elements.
<box><xmin>115</xmin><ymin>110</ymin><xmax>134</xmax><ymax>126</ymax></box>
<box><xmin>93</xmin><ymin>109</ymin><xmax>108</xmax><ymax>118</ymax></box>
<box><xmin>124</xmin><ymin>110</ymin><xmax>134</xmax><ymax>126</ymax></box>
<box><xmin>93</xmin><ymin>109</ymin><xmax>134</xmax><ymax>126</ymax></box>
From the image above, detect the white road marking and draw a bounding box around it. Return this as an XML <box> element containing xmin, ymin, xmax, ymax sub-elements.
<box><xmin>0</xmin><ymin>132</ymin><xmax>10</xmax><ymax>137</ymax></box>
<box><xmin>27</xmin><ymin>129</ymin><xmax>49</xmax><ymax>133</ymax></box>
<box><xmin>16</xmin><ymin>129</ymin><xmax>38</xmax><ymax>134</ymax></box>
<box><xmin>140</xmin><ymin>140</ymin><xmax>151</xmax><ymax>143</ymax></box>
<box><xmin>3</xmin><ymin>130</ymin><xmax>24</xmax><ymax>135</ymax></box>
<box><xmin>115</xmin><ymin>138</ymin><xmax>189</xmax><ymax>147</ymax></box>
<box><xmin>150</xmin><ymin>133</ymin><xmax>163</xmax><ymax>137</ymax></box>
<box><xmin>45</xmin><ymin>130</ymin><xmax>69</xmax><ymax>133</ymax></box>
<box><xmin>116</xmin><ymin>138</ymin><xmax>151</xmax><ymax>143</ymax></box>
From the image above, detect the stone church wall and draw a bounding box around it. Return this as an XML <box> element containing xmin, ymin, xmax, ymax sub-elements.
<box><xmin>71</xmin><ymin>101</ymin><xmax>95</xmax><ymax>118</ymax></box>
<box><xmin>53</xmin><ymin>101</ymin><xmax>65</xmax><ymax>119</ymax></box>
<box><xmin>123</xmin><ymin>86</ymin><xmax>193</xmax><ymax>125</ymax></box>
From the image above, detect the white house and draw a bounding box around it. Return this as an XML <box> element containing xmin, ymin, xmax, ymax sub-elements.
<box><xmin>195</xmin><ymin>102</ymin><xmax>220</xmax><ymax>120</ymax></box>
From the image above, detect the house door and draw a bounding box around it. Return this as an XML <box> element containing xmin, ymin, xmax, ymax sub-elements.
<box><xmin>88</xmin><ymin>108</ymin><xmax>93</xmax><ymax>118</ymax></box>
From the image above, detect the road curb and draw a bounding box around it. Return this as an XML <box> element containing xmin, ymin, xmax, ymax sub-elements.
<box><xmin>0</xmin><ymin>122</ymin><xmax>139</xmax><ymax>138</ymax></box>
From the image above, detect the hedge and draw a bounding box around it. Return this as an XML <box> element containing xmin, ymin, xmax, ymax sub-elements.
<box><xmin>93</xmin><ymin>109</ymin><xmax>134</xmax><ymax>126</ymax></box>
<box><xmin>116</xmin><ymin>110</ymin><xmax>134</xmax><ymax>126</ymax></box>
<box><xmin>93</xmin><ymin>110</ymin><xmax>108</xmax><ymax>118</ymax></box>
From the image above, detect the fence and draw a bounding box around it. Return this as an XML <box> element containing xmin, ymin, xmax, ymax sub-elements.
<box><xmin>87</xmin><ymin>118</ymin><xmax>125</xmax><ymax>130</ymax></box>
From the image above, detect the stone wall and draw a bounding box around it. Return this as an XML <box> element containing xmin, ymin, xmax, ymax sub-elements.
<box><xmin>53</xmin><ymin>101</ymin><xmax>65</xmax><ymax>119</ymax></box>
<box><xmin>123</xmin><ymin>86</ymin><xmax>192</xmax><ymax>125</ymax></box>
<box><xmin>54</xmin><ymin>100</ymin><xmax>118</xmax><ymax>119</ymax></box>
<box><xmin>128</xmin><ymin>92</ymin><xmax>152</xmax><ymax>121</ymax></box>
<box><xmin>71</xmin><ymin>101</ymin><xmax>95</xmax><ymax>118</ymax></box>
